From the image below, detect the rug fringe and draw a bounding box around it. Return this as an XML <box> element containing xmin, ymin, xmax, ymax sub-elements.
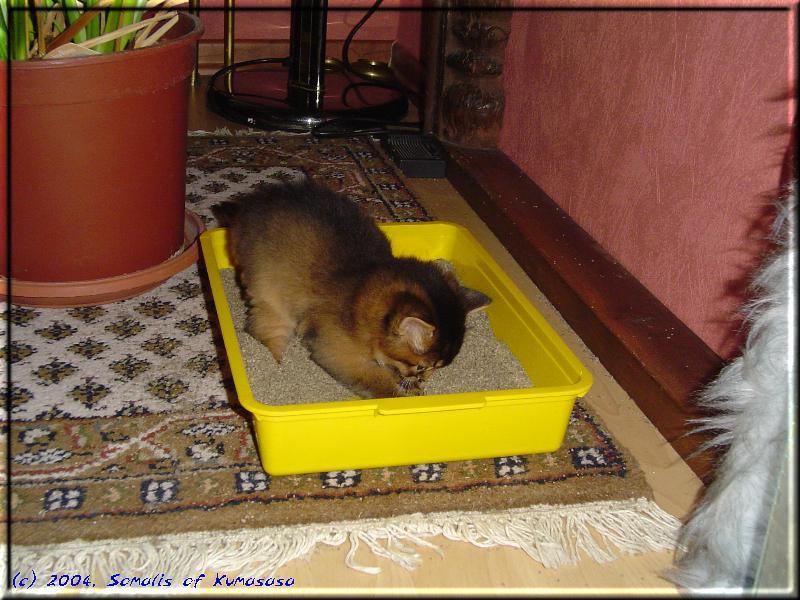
<box><xmin>3</xmin><ymin>498</ymin><xmax>680</xmax><ymax>585</ymax></box>
<box><xmin>188</xmin><ymin>128</ymin><xmax>302</xmax><ymax>137</ymax></box>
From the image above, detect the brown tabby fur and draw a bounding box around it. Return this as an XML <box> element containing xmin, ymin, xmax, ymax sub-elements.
<box><xmin>212</xmin><ymin>179</ymin><xmax>491</xmax><ymax>399</ymax></box>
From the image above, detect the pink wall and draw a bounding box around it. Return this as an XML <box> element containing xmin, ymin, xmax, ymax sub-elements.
<box><xmin>198</xmin><ymin>1</ymin><xmax>413</xmax><ymax>42</ymax></box>
<box><xmin>395</xmin><ymin>5</ymin><xmax>423</xmax><ymax>61</ymax></box>
<box><xmin>498</xmin><ymin>10</ymin><xmax>794</xmax><ymax>359</ymax></box>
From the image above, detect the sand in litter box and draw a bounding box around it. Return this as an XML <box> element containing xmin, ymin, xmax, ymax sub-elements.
<box><xmin>220</xmin><ymin>269</ymin><xmax>532</xmax><ymax>405</ymax></box>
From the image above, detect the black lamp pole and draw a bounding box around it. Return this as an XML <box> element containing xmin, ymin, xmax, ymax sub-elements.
<box><xmin>207</xmin><ymin>0</ymin><xmax>407</xmax><ymax>132</ymax></box>
<box><xmin>287</xmin><ymin>0</ymin><xmax>327</xmax><ymax>114</ymax></box>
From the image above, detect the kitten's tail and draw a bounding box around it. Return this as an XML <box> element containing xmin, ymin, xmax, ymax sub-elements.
<box><xmin>211</xmin><ymin>200</ymin><xmax>241</xmax><ymax>227</ymax></box>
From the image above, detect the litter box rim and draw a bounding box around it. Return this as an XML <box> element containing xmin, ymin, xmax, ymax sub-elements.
<box><xmin>200</xmin><ymin>222</ymin><xmax>593</xmax><ymax>420</ymax></box>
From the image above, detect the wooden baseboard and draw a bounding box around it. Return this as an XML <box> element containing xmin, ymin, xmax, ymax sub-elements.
<box><xmin>443</xmin><ymin>145</ymin><xmax>724</xmax><ymax>484</ymax></box>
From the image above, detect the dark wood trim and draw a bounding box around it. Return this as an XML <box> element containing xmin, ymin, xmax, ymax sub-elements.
<box><xmin>444</xmin><ymin>145</ymin><xmax>724</xmax><ymax>484</ymax></box>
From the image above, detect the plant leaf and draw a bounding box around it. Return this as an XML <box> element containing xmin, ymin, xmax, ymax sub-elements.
<box><xmin>10</xmin><ymin>1</ymin><xmax>30</xmax><ymax>59</ymax></box>
<box><xmin>62</xmin><ymin>0</ymin><xmax>87</xmax><ymax>43</ymax></box>
<box><xmin>44</xmin><ymin>40</ymin><xmax>100</xmax><ymax>58</ymax></box>
<box><xmin>80</xmin><ymin>9</ymin><xmax>174</xmax><ymax>50</ymax></box>
<box><xmin>45</xmin><ymin>7</ymin><xmax>102</xmax><ymax>55</ymax></box>
<box><xmin>135</xmin><ymin>10</ymin><xmax>176</xmax><ymax>48</ymax></box>
<box><xmin>95</xmin><ymin>0</ymin><xmax>122</xmax><ymax>54</ymax></box>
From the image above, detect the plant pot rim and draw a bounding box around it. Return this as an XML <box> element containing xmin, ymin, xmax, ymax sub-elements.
<box><xmin>6</xmin><ymin>12</ymin><xmax>203</xmax><ymax>71</ymax></box>
<box><xmin>2</xmin><ymin>210</ymin><xmax>206</xmax><ymax>308</ymax></box>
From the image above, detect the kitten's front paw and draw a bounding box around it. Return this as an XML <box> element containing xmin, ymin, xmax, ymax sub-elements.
<box><xmin>398</xmin><ymin>377</ymin><xmax>425</xmax><ymax>396</ymax></box>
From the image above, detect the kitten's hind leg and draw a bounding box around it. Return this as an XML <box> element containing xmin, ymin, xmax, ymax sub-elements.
<box><xmin>246</xmin><ymin>302</ymin><xmax>295</xmax><ymax>363</ymax></box>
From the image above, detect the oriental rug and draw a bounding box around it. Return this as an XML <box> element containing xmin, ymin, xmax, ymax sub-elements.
<box><xmin>1</xmin><ymin>132</ymin><xmax>680</xmax><ymax>588</ymax></box>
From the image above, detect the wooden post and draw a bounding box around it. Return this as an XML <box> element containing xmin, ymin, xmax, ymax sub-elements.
<box><xmin>436</xmin><ymin>0</ymin><xmax>512</xmax><ymax>148</ymax></box>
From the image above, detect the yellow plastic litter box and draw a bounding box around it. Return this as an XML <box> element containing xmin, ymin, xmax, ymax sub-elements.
<box><xmin>200</xmin><ymin>222</ymin><xmax>593</xmax><ymax>476</ymax></box>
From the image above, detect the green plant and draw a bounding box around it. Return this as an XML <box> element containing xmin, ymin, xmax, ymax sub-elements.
<box><xmin>1</xmin><ymin>0</ymin><xmax>189</xmax><ymax>60</ymax></box>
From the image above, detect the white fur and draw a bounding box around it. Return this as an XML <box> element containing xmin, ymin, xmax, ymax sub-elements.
<box><xmin>669</xmin><ymin>182</ymin><xmax>796</xmax><ymax>592</ymax></box>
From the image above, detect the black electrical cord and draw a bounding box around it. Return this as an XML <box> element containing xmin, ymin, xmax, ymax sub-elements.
<box><xmin>311</xmin><ymin>116</ymin><xmax>421</xmax><ymax>137</ymax></box>
<box><xmin>208</xmin><ymin>1</ymin><xmax>417</xmax><ymax>137</ymax></box>
<box><xmin>339</xmin><ymin>0</ymin><xmax>386</xmax><ymax>108</ymax></box>
<box><xmin>341</xmin><ymin>0</ymin><xmax>386</xmax><ymax>83</ymax></box>
<box><xmin>312</xmin><ymin>0</ymin><xmax>419</xmax><ymax>138</ymax></box>
<box><xmin>208</xmin><ymin>57</ymin><xmax>291</xmax><ymax>106</ymax></box>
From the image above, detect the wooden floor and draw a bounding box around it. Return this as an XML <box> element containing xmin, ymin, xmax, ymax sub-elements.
<box><xmin>188</xmin><ymin>77</ymin><xmax>704</xmax><ymax>594</ymax></box>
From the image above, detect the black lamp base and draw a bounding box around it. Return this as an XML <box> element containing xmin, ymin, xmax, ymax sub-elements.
<box><xmin>207</xmin><ymin>59</ymin><xmax>408</xmax><ymax>133</ymax></box>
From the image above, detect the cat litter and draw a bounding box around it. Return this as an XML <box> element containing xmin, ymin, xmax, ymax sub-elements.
<box><xmin>221</xmin><ymin>268</ymin><xmax>532</xmax><ymax>405</ymax></box>
<box><xmin>201</xmin><ymin>222</ymin><xmax>593</xmax><ymax>476</ymax></box>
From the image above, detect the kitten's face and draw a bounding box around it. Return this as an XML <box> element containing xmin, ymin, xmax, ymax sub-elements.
<box><xmin>375</xmin><ymin>267</ymin><xmax>492</xmax><ymax>390</ymax></box>
<box><xmin>380</xmin><ymin>351</ymin><xmax>446</xmax><ymax>380</ymax></box>
<box><xmin>375</xmin><ymin>342</ymin><xmax>450</xmax><ymax>395</ymax></box>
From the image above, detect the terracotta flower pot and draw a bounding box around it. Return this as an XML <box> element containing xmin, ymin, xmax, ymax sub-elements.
<box><xmin>0</xmin><ymin>13</ymin><xmax>204</xmax><ymax>307</ymax></box>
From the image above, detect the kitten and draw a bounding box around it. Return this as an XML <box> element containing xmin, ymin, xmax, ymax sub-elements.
<box><xmin>212</xmin><ymin>179</ymin><xmax>491</xmax><ymax>399</ymax></box>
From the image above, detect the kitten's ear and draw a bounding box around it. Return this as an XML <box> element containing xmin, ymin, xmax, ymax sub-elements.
<box><xmin>432</xmin><ymin>259</ymin><xmax>463</xmax><ymax>292</ymax></box>
<box><xmin>398</xmin><ymin>316</ymin><xmax>436</xmax><ymax>354</ymax></box>
<box><xmin>461</xmin><ymin>287</ymin><xmax>492</xmax><ymax>314</ymax></box>
<box><xmin>432</xmin><ymin>259</ymin><xmax>492</xmax><ymax>313</ymax></box>
<box><xmin>432</xmin><ymin>259</ymin><xmax>456</xmax><ymax>274</ymax></box>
